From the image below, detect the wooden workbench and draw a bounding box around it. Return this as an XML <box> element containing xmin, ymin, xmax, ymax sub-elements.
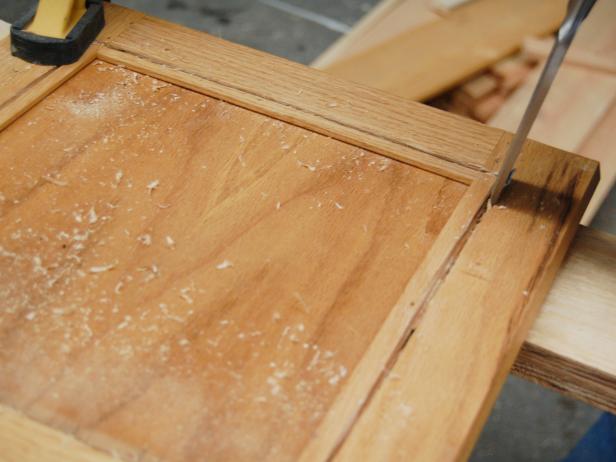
<box><xmin>0</xmin><ymin>5</ymin><xmax>599</xmax><ymax>461</ymax></box>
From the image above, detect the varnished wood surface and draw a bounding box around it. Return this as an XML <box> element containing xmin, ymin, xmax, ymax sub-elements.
<box><xmin>0</xmin><ymin>6</ymin><xmax>143</xmax><ymax>133</ymax></box>
<box><xmin>0</xmin><ymin>61</ymin><xmax>466</xmax><ymax>461</ymax></box>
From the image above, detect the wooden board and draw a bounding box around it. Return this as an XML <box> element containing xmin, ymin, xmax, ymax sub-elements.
<box><xmin>319</xmin><ymin>0</ymin><xmax>567</xmax><ymax>101</ymax></box>
<box><xmin>0</xmin><ymin>5</ymin><xmax>598</xmax><ymax>461</ymax></box>
<box><xmin>517</xmin><ymin>226</ymin><xmax>616</xmax><ymax>413</ymax></box>
<box><xmin>312</xmin><ymin>0</ymin><xmax>438</xmax><ymax>69</ymax></box>
<box><xmin>0</xmin><ymin>404</ymin><xmax>115</xmax><ymax>462</ymax></box>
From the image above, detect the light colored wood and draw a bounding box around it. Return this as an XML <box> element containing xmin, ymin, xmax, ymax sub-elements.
<box><xmin>430</xmin><ymin>0</ymin><xmax>473</xmax><ymax>14</ymax></box>
<box><xmin>0</xmin><ymin>5</ymin><xmax>600</xmax><ymax>461</ymax></box>
<box><xmin>516</xmin><ymin>226</ymin><xmax>616</xmax><ymax>413</ymax></box>
<box><xmin>520</xmin><ymin>0</ymin><xmax>616</xmax><ymax>74</ymax></box>
<box><xmin>0</xmin><ymin>59</ymin><xmax>468</xmax><ymax>462</ymax></box>
<box><xmin>312</xmin><ymin>0</ymin><xmax>438</xmax><ymax>69</ymax></box>
<box><xmin>577</xmin><ymin>101</ymin><xmax>616</xmax><ymax>221</ymax></box>
<box><xmin>336</xmin><ymin>136</ymin><xmax>599</xmax><ymax>461</ymax></box>
<box><xmin>0</xmin><ymin>44</ymin><xmax>99</xmax><ymax>132</ymax></box>
<box><xmin>0</xmin><ymin>405</ymin><xmax>115</xmax><ymax>462</ymax></box>
<box><xmin>460</xmin><ymin>74</ymin><xmax>499</xmax><ymax>101</ymax></box>
<box><xmin>299</xmin><ymin>176</ymin><xmax>491</xmax><ymax>462</ymax></box>
<box><xmin>491</xmin><ymin>54</ymin><xmax>534</xmax><ymax>92</ymax></box>
<box><xmin>0</xmin><ymin>20</ymin><xmax>9</xmax><ymax>39</ymax></box>
<box><xmin>489</xmin><ymin>65</ymin><xmax>616</xmax><ymax>153</ymax></box>
<box><xmin>322</xmin><ymin>0</ymin><xmax>567</xmax><ymax>101</ymax></box>
<box><xmin>0</xmin><ymin>38</ymin><xmax>54</xmax><ymax>109</ymax></box>
<box><xmin>96</xmin><ymin>15</ymin><xmax>505</xmax><ymax>182</ymax></box>
<box><xmin>523</xmin><ymin>36</ymin><xmax>616</xmax><ymax>75</ymax></box>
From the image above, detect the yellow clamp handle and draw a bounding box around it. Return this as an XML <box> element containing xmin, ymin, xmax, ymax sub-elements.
<box><xmin>26</xmin><ymin>0</ymin><xmax>87</xmax><ymax>39</ymax></box>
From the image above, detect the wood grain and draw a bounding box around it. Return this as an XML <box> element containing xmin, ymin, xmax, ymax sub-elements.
<box><xmin>299</xmin><ymin>176</ymin><xmax>491</xmax><ymax>462</ymax></box>
<box><xmin>97</xmin><ymin>8</ymin><xmax>504</xmax><ymax>182</ymax></box>
<box><xmin>0</xmin><ymin>404</ymin><xmax>115</xmax><ymax>462</ymax></box>
<box><xmin>0</xmin><ymin>38</ymin><xmax>54</xmax><ymax>109</ymax></box>
<box><xmin>0</xmin><ymin>61</ymin><xmax>467</xmax><ymax>462</ymax></box>
<box><xmin>576</xmin><ymin>101</ymin><xmax>616</xmax><ymax>222</ymax></box>
<box><xmin>0</xmin><ymin>4</ymin><xmax>143</xmax><ymax>133</ymax></box>
<box><xmin>312</xmin><ymin>0</ymin><xmax>438</xmax><ymax>69</ymax></box>
<box><xmin>516</xmin><ymin>227</ymin><xmax>616</xmax><ymax>413</ymax></box>
<box><xmin>336</xmin><ymin>137</ymin><xmax>598</xmax><ymax>461</ymax></box>
<box><xmin>322</xmin><ymin>0</ymin><xmax>567</xmax><ymax>101</ymax></box>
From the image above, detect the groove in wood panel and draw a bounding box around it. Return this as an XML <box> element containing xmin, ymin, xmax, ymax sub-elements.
<box><xmin>0</xmin><ymin>4</ymin><xmax>144</xmax><ymax>134</ymax></box>
<box><xmin>94</xmin><ymin>6</ymin><xmax>506</xmax><ymax>182</ymax></box>
<box><xmin>0</xmin><ymin>46</ymin><xmax>99</xmax><ymax>132</ymax></box>
<box><xmin>0</xmin><ymin>404</ymin><xmax>116</xmax><ymax>462</ymax></box>
<box><xmin>299</xmin><ymin>176</ymin><xmax>492</xmax><ymax>461</ymax></box>
<box><xmin>335</xmin><ymin>138</ymin><xmax>599</xmax><ymax>462</ymax></box>
<box><xmin>97</xmin><ymin>44</ymin><xmax>482</xmax><ymax>185</ymax></box>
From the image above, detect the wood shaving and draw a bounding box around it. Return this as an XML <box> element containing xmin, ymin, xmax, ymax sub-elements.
<box><xmin>216</xmin><ymin>260</ymin><xmax>233</xmax><ymax>270</ymax></box>
<box><xmin>147</xmin><ymin>179</ymin><xmax>160</xmax><ymax>194</ymax></box>
<box><xmin>42</xmin><ymin>174</ymin><xmax>68</xmax><ymax>187</ymax></box>
<box><xmin>137</xmin><ymin>234</ymin><xmax>152</xmax><ymax>246</ymax></box>
<box><xmin>180</xmin><ymin>288</ymin><xmax>193</xmax><ymax>304</ymax></box>
<box><xmin>113</xmin><ymin>170</ymin><xmax>124</xmax><ymax>188</ymax></box>
<box><xmin>89</xmin><ymin>264</ymin><xmax>116</xmax><ymax>273</ymax></box>
<box><xmin>87</xmin><ymin>207</ymin><xmax>98</xmax><ymax>224</ymax></box>
<box><xmin>297</xmin><ymin>161</ymin><xmax>316</xmax><ymax>172</ymax></box>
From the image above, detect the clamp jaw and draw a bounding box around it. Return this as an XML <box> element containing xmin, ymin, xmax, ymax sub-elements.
<box><xmin>10</xmin><ymin>0</ymin><xmax>106</xmax><ymax>66</ymax></box>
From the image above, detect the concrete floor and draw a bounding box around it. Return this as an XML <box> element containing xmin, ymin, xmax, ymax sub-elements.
<box><xmin>2</xmin><ymin>1</ymin><xmax>613</xmax><ymax>461</ymax></box>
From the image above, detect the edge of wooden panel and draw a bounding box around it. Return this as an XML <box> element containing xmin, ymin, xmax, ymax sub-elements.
<box><xmin>0</xmin><ymin>45</ymin><xmax>99</xmax><ymax>131</ymax></box>
<box><xmin>94</xmin><ymin>43</ymin><xmax>479</xmax><ymax>184</ymax></box>
<box><xmin>515</xmin><ymin>225</ymin><xmax>616</xmax><ymax>414</ymax></box>
<box><xmin>0</xmin><ymin>4</ymin><xmax>501</xmax><ymax>184</ymax></box>
<box><xmin>0</xmin><ymin>405</ymin><xmax>116</xmax><ymax>462</ymax></box>
<box><xmin>92</xmin><ymin>4</ymin><xmax>508</xmax><ymax>184</ymax></box>
<box><xmin>299</xmin><ymin>175</ymin><xmax>493</xmax><ymax>461</ymax></box>
<box><xmin>333</xmin><ymin>138</ymin><xmax>599</xmax><ymax>461</ymax></box>
<box><xmin>514</xmin><ymin>343</ymin><xmax>616</xmax><ymax>414</ymax></box>
<box><xmin>0</xmin><ymin>6</ymin><xmax>143</xmax><ymax>133</ymax></box>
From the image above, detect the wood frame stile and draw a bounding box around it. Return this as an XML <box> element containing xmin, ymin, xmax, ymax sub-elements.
<box><xmin>0</xmin><ymin>4</ymin><xmax>599</xmax><ymax>462</ymax></box>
